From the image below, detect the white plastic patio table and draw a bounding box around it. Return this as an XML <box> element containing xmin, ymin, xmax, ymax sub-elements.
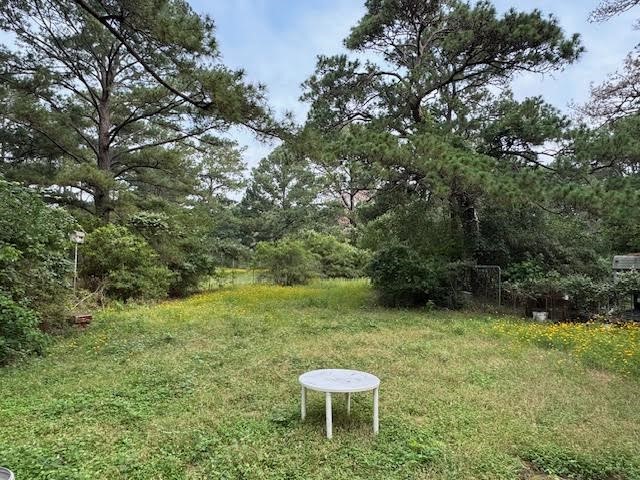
<box><xmin>299</xmin><ymin>369</ymin><xmax>380</xmax><ymax>439</ymax></box>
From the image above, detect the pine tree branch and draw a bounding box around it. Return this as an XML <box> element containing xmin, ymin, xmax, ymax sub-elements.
<box><xmin>72</xmin><ymin>0</ymin><xmax>214</xmax><ymax>110</ymax></box>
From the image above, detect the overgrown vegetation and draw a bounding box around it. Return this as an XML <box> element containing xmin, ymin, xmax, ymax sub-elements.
<box><xmin>0</xmin><ymin>281</ymin><xmax>638</xmax><ymax>479</ymax></box>
<box><xmin>255</xmin><ymin>231</ymin><xmax>369</xmax><ymax>285</ymax></box>
<box><xmin>0</xmin><ymin>293</ymin><xmax>47</xmax><ymax>366</ymax></box>
<box><xmin>505</xmin><ymin>271</ymin><xmax>640</xmax><ymax>320</ymax></box>
<box><xmin>81</xmin><ymin>225</ymin><xmax>172</xmax><ymax>301</ymax></box>
<box><xmin>297</xmin><ymin>230</ymin><xmax>370</xmax><ymax>279</ymax></box>
<box><xmin>0</xmin><ymin>181</ymin><xmax>73</xmax><ymax>363</ymax></box>
<box><xmin>297</xmin><ymin>0</ymin><xmax>640</xmax><ymax>308</ymax></box>
<box><xmin>0</xmin><ymin>2</ymin><xmax>638</xmax><ymax>476</ymax></box>
<box><xmin>2</xmin><ymin>0</ymin><xmax>640</xmax><ymax>316</ymax></box>
<box><xmin>368</xmin><ymin>244</ymin><xmax>456</xmax><ymax>307</ymax></box>
<box><xmin>0</xmin><ymin>0</ymin><xmax>275</xmax><ymax>309</ymax></box>
<box><xmin>254</xmin><ymin>239</ymin><xmax>319</xmax><ymax>286</ymax></box>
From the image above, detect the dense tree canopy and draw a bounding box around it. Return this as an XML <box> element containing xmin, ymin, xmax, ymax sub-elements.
<box><xmin>1</xmin><ymin>0</ymin><xmax>639</xmax><ymax>318</ymax></box>
<box><xmin>0</xmin><ymin>0</ymin><xmax>279</xmax><ymax>311</ymax></box>
<box><xmin>0</xmin><ymin>0</ymin><xmax>273</xmax><ymax>222</ymax></box>
<box><xmin>239</xmin><ymin>146</ymin><xmax>334</xmax><ymax>244</ymax></box>
<box><xmin>302</xmin><ymin>0</ymin><xmax>585</xmax><ymax>259</ymax></box>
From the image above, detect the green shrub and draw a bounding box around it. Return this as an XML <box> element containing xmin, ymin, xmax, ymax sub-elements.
<box><xmin>0</xmin><ymin>180</ymin><xmax>74</xmax><ymax>331</ymax></box>
<box><xmin>81</xmin><ymin>225</ymin><xmax>172</xmax><ymax>300</ymax></box>
<box><xmin>129</xmin><ymin>211</ymin><xmax>217</xmax><ymax>297</ymax></box>
<box><xmin>613</xmin><ymin>271</ymin><xmax>640</xmax><ymax>300</ymax></box>
<box><xmin>504</xmin><ymin>259</ymin><xmax>546</xmax><ymax>283</ymax></box>
<box><xmin>368</xmin><ymin>244</ymin><xmax>457</xmax><ymax>307</ymax></box>
<box><xmin>0</xmin><ymin>294</ymin><xmax>47</xmax><ymax>365</ymax></box>
<box><xmin>295</xmin><ymin>230</ymin><xmax>369</xmax><ymax>278</ymax></box>
<box><xmin>506</xmin><ymin>273</ymin><xmax>613</xmax><ymax>321</ymax></box>
<box><xmin>255</xmin><ymin>239</ymin><xmax>319</xmax><ymax>286</ymax></box>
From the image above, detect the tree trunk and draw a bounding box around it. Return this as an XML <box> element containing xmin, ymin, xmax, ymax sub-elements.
<box><xmin>94</xmin><ymin>187</ymin><xmax>110</xmax><ymax>222</ymax></box>
<box><xmin>451</xmin><ymin>190</ymin><xmax>480</xmax><ymax>260</ymax></box>
<box><xmin>410</xmin><ymin>99</ymin><xmax>422</xmax><ymax>124</ymax></box>
<box><xmin>94</xmin><ymin>101</ymin><xmax>112</xmax><ymax>222</ymax></box>
<box><xmin>94</xmin><ymin>53</ymin><xmax>117</xmax><ymax>223</ymax></box>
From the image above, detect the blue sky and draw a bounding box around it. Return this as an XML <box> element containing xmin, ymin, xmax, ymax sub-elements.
<box><xmin>191</xmin><ymin>0</ymin><xmax>639</xmax><ymax>168</ymax></box>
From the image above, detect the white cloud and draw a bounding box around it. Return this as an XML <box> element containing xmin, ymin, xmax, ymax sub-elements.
<box><xmin>495</xmin><ymin>0</ymin><xmax>638</xmax><ymax>111</ymax></box>
<box><xmin>192</xmin><ymin>0</ymin><xmax>364</xmax><ymax>167</ymax></box>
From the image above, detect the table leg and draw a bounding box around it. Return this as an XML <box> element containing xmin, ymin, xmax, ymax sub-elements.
<box><xmin>373</xmin><ymin>387</ymin><xmax>379</xmax><ymax>434</ymax></box>
<box><xmin>325</xmin><ymin>392</ymin><xmax>332</xmax><ymax>439</ymax></box>
<box><xmin>346</xmin><ymin>392</ymin><xmax>351</xmax><ymax>416</ymax></box>
<box><xmin>301</xmin><ymin>386</ymin><xmax>306</xmax><ymax>421</ymax></box>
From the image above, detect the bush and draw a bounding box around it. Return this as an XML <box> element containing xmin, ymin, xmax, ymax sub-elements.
<box><xmin>129</xmin><ymin>209</ymin><xmax>219</xmax><ymax>297</ymax></box>
<box><xmin>255</xmin><ymin>239</ymin><xmax>319</xmax><ymax>286</ymax></box>
<box><xmin>0</xmin><ymin>294</ymin><xmax>48</xmax><ymax>365</ymax></box>
<box><xmin>505</xmin><ymin>273</ymin><xmax>612</xmax><ymax>321</ymax></box>
<box><xmin>368</xmin><ymin>244</ymin><xmax>458</xmax><ymax>307</ymax></box>
<box><xmin>613</xmin><ymin>271</ymin><xmax>640</xmax><ymax>301</ymax></box>
<box><xmin>81</xmin><ymin>224</ymin><xmax>172</xmax><ymax>300</ymax></box>
<box><xmin>0</xmin><ymin>180</ymin><xmax>74</xmax><ymax>332</ymax></box>
<box><xmin>296</xmin><ymin>230</ymin><xmax>369</xmax><ymax>278</ymax></box>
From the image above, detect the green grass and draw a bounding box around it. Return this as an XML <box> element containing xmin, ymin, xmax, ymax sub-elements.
<box><xmin>1</xmin><ymin>280</ymin><xmax>639</xmax><ymax>479</ymax></box>
<box><xmin>201</xmin><ymin>268</ymin><xmax>259</xmax><ymax>290</ymax></box>
<box><xmin>492</xmin><ymin>321</ymin><xmax>640</xmax><ymax>377</ymax></box>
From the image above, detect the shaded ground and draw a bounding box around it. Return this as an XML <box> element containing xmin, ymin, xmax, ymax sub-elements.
<box><xmin>1</xmin><ymin>280</ymin><xmax>639</xmax><ymax>479</ymax></box>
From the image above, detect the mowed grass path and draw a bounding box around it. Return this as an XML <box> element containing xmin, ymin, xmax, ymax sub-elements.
<box><xmin>1</xmin><ymin>280</ymin><xmax>639</xmax><ymax>479</ymax></box>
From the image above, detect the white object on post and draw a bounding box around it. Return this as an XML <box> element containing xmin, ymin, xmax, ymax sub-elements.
<box><xmin>298</xmin><ymin>368</ymin><xmax>380</xmax><ymax>439</ymax></box>
<box><xmin>69</xmin><ymin>230</ymin><xmax>85</xmax><ymax>294</ymax></box>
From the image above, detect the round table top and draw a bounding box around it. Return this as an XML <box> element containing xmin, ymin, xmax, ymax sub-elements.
<box><xmin>299</xmin><ymin>369</ymin><xmax>380</xmax><ymax>393</ymax></box>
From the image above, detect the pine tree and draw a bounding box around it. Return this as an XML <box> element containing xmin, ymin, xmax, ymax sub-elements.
<box><xmin>302</xmin><ymin>0</ymin><xmax>583</xmax><ymax>258</ymax></box>
<box><xmin>0</xmin><ymin>0</ymin><xmax>272</xmax><ymax>221</ymax></box>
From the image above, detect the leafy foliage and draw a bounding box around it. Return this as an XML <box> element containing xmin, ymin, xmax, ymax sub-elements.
<box><xmin>0</xmin><ymin>180</ymin><xmax>74</xmax><ymax>328</ymax></box>
<box><xmin>612</xmin><ymin>270</ymin><xmax>640</xmax><ymax>304</ymax></box>
<box><xmin>478</xmin><ymin>202</ymin><xmax>609</xmax><ymax>279</ymax></box>
<box><xmin>80</xmin><ymin>224</ymin><xmax>172</xmax><ymax>300</ymax></box>
<box><xmin>240</xmin><ymin>146</ymin><xmax>333</xmax><ymax>243</ymax></box>
<box><xmin>368</xmin><ymin>244</ymin><xmax>460</xmax><ymax>307</ymax></box>
<box><xmin>0</xmin><ymin>180</ymin><xmax>73</xmax><ymax>363</ymax></box>
<box><xmin>299</xmin><ymin>0</ymin><xmax>636</xmax><ymax>289</ymax></box>
<box><xmin>505</xmin><ymin>270</ymin><xmax>640</xmax><ymax>321</ymax></box>
<box><xmin>128</xmin><ymin>208</ymin><xmax>217</xmax><ymax>297</ymax></box>
<box><xmin>1</xmin><ymin>0</ymin><xmax>639</xmax><ymax>330</ymax></box>
<box><xmin>507</xmin><ymin>273</ymin><xmax>610</xmax><ymax>320</ymax></box>
<box><xmin>0</xmin><ymin>0</ymin><xmax>275</xmax><ymax>223</ymax></box>
<box><xmin>0</xmin><ymin>293</ymin><xmax>48</xmax><ymax>365</ymax></box>
<box><xmin>254</xmin><ymin>239</ymin><xmax>319</xmax><ymax>286</ymax></box>
<box><xmin>295</xmin><ymin>230</ymin><xmax>370</xmax><ymax>279</ymax></box>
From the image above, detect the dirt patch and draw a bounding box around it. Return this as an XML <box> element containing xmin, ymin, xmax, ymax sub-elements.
<box><xmin>520</xmin><ymin>462</ymin><xmax>565</xmax><ymax>480</ymax></box>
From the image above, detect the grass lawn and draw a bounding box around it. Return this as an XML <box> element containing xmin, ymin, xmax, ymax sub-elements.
<box><xmin>202</xmin><ymin>268</ymin><xmax>259</xmax><ymax>290</ymax></box>
<box><xmin>1</xmin><ymin>280</ymin><xmax>639</xmax><ymax>479</ymax></box>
